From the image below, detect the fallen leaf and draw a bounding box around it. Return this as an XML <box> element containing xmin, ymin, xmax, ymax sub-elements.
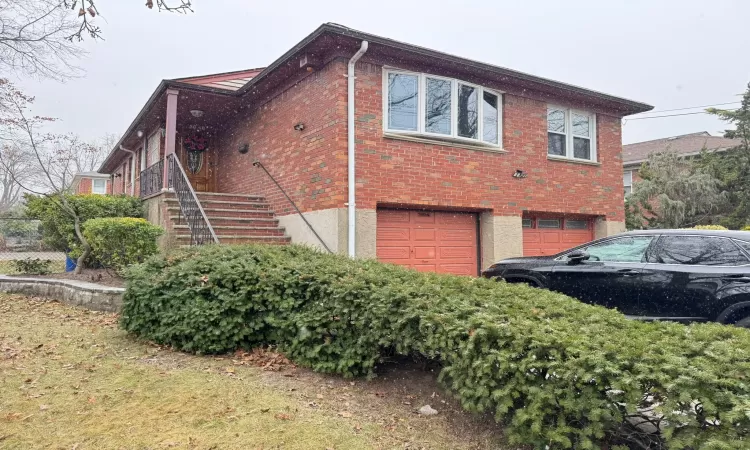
<box><xmin>260</xmin><ymin>408</ymin><xmax>270</xmax><ymax>413</ymax></box>
<box><xmin>39</xmin><ymin>405</ymin><xmax>49</xmax><ymax>411</ymax></box>
<box><xmin>338</xmin><ymin>411</ymin><xmax>352</xmax><ymax>418</ymax></box>
<box><xmin>87</xmin><ymin>397</ymin><xmax>96</xmax><ymax>403</ymax></box>
<box><xmin>274</xmin><ymin>413</ymin><xmax>292</xmax><ymax>420</ymax></box>
<box><xmin>225</xmin><ymin>367</ymin><xmax>235</xmax><ymax>374</ymax></box>
<box><xmin>316</xmin><ymin>394</ymin><xmax>324</xmax><ymax>399</ymax></box>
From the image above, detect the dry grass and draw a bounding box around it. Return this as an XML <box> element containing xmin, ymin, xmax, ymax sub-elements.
<box><xmin>0</xmin><ymin>294</ymin><xmax>509</xmax><ymax>450</ymax></box>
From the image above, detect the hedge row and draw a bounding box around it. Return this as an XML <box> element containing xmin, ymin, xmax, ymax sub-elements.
<box><xmin>83</xmin><ymin>217</ymin><xmax>163</xmax><ymax>272</ymax></box>
<box><xmin>121</xmin><ymin>244</ymin><xmax>750</xmax><ymax>449</ymax></box>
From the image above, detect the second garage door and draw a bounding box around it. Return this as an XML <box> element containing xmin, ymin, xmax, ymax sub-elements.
<box><xmin>522</xmin><ymin>216</ymin><xmax>593</xmax><ymax>256</ymax></box>
<box><xmin>376</xmin><ymin>209</ymin><xmax>478</xmax><ymax>276</ymax></box>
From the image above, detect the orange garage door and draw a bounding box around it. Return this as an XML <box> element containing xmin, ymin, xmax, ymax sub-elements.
<box><xmin>377</xmin><ymin>209</ymin><xmax>478</xmax><ymax>276</ymax></box>
<box><xmin>522</xmin><ymin>217</ymin><xmax>593</xmax><ymax>256</ymax></box>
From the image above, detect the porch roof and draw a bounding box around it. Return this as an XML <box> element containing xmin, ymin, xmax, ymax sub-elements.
<box><xmin>100</xmin><ymin>23</ymin><xmax>653</xmax><ymax>173</ymax></box>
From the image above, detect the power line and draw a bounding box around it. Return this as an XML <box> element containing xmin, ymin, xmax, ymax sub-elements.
<box><xmin>626</xmin><ymin>109</ymin><xmax>738</xmax><ymax>121</ymax></box>
<box><xmin>632</xmin><ymin>101</ymin><xmax>741</xmax><ymax>116</ymax></box>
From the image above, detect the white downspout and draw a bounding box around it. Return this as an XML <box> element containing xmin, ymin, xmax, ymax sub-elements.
<box><xmin>119</xmin><ymin>145</ymin><xmax>136</xmax><ymax>196</ymax></box>
<box><xmin>347</xmin><ymin>40</ymin><xmax>368</xmax><ymax>258</ymax></box>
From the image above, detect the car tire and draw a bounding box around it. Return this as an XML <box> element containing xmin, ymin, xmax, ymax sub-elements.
<box><xmin>735</xmin><ymin>316</ymin><xmax>750</xmax><ymax>328</ymax></box>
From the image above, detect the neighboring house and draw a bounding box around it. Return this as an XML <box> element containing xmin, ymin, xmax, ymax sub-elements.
<box><xmin>70</xmin><ymin>171</ymin><xmax>112</xmax><ymax>195</ymax></box>
<box><xmin>98</xmin><ymin>23</ymin><xmax>652</xmax><ymax>275</ymax></box>
<box><xmin>622</xmin><ymin>132</ymin><xmax>742</xmax><ymax>196</ymax></box>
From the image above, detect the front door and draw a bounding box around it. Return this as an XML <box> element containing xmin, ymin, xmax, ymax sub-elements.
<box><xmin>177</xmin><ymin>133</ymin><xmax>213</xmax><ymax>192</ymax></box>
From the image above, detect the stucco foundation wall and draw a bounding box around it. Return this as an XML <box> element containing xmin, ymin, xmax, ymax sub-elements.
<box><xmin>278</xmin><ymin>208</ymin><xmax>377</xmax><ymax>259</ymax></box>
<box><xmin>594</xmin><ymin>219</ymin><xmax>627</xmax><ymax>240</ymax></box>
<box><xmin>0</xmin><ymin>276</ymin><xmax>123</xmax><ymax>312</ymax></box>
<box><xmin>480</xmin><ymin>214</ymin><xmax>523</xmax><ymax>269</ymax></box>
<box><xmin>142</xmin><ymin>192</ymin><xmax>175</xmax><ymax>249</ymax></box>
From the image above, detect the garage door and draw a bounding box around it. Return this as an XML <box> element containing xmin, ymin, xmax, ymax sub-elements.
<box><xmin>377</xmin><ymin>209</ymin><xmax>478</xmax><ymax>276</ymax></box>
<box><xmin>522</xmin><ymin>217</ymin><xmax>593</xmax><ymax>256</ymax></box>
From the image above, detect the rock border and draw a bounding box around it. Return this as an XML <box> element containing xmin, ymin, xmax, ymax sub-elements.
<box><xmin>0</xmin><ymin>275</ymin><xmax>124</xmax><ymax>312</ymax></box>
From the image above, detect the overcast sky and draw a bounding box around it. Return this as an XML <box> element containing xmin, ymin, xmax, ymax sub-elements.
<box><xmin>14</xmin><ymin>0</ymin><xmax>750</xmax><ymax>145</ymax></box>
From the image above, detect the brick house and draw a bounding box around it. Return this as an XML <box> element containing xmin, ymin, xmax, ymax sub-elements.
<box><xmin>623</xmin><ymin>132</ymin><xmax>742</xmax><ymax>196</ymax></box>
<box><xmin>70</xmin><ymin>171</ymin><xmax>112</xmax><ymax>195</ymax></box>
<box><xmin>98</xmin><ymin>23</ymin><xmax>652</xmax><ymax>275</ymax></box>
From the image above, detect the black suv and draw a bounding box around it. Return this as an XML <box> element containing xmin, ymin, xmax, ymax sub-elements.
<box><xmin>482</xmin><ymin>230</ymin><xmax>750</xmax><ymax>327</ymax></box>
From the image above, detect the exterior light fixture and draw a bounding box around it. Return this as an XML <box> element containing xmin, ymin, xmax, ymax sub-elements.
<box><xmin>190</xmin><ymin>110</ymin><xmax>204</xmax><ymax>118</ymax></box>
<box><xmin>513</xmin><ymin>169</ymin><xmax>527</xmax><ymax>179</ymax></box>
<box><xmin>238</xmin><ymin>143</ymin><xmax>250</xmax><ymax>154</ymax></box>
<box><xmin>293</xmin><ymin>122</ymin><xmax>305</xmax><ymax>131</ymax></box>
<box><xmin>137</xmin><ymin>130</ymin><xmax>144</xmax><ymax>138</ymax></box>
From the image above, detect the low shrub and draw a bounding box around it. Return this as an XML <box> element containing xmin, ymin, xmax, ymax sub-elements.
<box><xmin>11</xmin><ymin>258</ymin><xmax>52</xmax><ymax>275</ymax></box>
<box><xmin>122</xmin><ymin>245</ymin><xmax>750</xmax><ymax>449</ymax></box>
<box><xmin>690</xmin><ymin>224</ymin><xmax>729</xmax><ymax>230</ymax></box>
<box><xmin>83</xmin><ymin>218</ymin><xmax>163</xmax><ymax>272</ymax></box>
<box><xmin>742</xmin><ymin>225</ymin><xmax>750</xmax><ymax>231</ymax></box>
<box><xmin>24</xmin><ymin>194</ymin><xmax>143</xmax><ymax>257</ymax></box>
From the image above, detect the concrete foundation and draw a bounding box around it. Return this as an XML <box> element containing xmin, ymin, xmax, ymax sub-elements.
<box><xmin>480</xmin><ymin>214</ymin><xmax>524</xmax><ymax>269</ymax></box>
<box><xmin>594</xmin><ymin>219</ymin><xmax>626</xmax><ymax>240</ymax></box>
<box><xmin>0</xmin><ymin>275</ymin><xmax>124</xmax><ymax>312</ymax></box>
<box><xmin>276</xmin><ymin>208</ymin><xmax>347</xmax><ymax>254</ymax></box>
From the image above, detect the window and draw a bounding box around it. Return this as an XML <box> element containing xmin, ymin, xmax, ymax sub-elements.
<box><xmin>384</xmin><ymin>70</ymin><xmax>502</xmax><ymax>146</ymax></box>
<box><xmin>565</xmin><ymin>219</ymin><xmax>588</xmax><ymax>230</ymax></box>
<box><xmin>92</xmin><ymin>179</ymin><xmax>106</xmax><ymax>195</ymax></box>
<box><xmin>547</xmin><ymin>107</ymin><xmax>596</xmax><ymax>162</ymax></box>
<box><xmin>581</xmin><ymin>236</ymin><xmax>654</xmax><ymax>263</ymax></box>
<box><xmin>522</xmin><ymin>218</ymin><xmax>533</xmax><ymax>228</ymax></box>
<box><xmin>655</xmin><ymin>236</ymin><xmax>749</xmax><ymax>266</ymax></box>
<box><xmin>147</xmin><ymin>131</ymin><xmax>161</xmax><ymax>167</ymax></box>
<box><xmin>538</xmin><ymin>219</ymin><xmax>561</xmax><ymax>229</ymax></box>
<box><xmin>623</xmin><ymin>170</ymin><xmax>633</xmax><ymax>196</ymax></box>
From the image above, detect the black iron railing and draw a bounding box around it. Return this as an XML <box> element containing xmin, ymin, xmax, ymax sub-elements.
<box><xmin>139</xmin><ymin>160</ymin><xmax>163</xmax><ymax>198</ymax></box>
<box><xmin>167</xmin><ymin>153</ymin><xmax>219</xmax><ymax>245</ymax></box>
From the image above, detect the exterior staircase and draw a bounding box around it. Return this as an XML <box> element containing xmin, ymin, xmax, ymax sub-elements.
<box><xmin>164</xmin><ymin>192</ymin><xmax>291</xmax><ymax>246</ymax></box>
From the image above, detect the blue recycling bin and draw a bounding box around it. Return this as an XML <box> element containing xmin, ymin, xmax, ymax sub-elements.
<box><xmin>65</xmin><ymin>255</ymin><xmax>77</xmax><ymax>272</ymax></box>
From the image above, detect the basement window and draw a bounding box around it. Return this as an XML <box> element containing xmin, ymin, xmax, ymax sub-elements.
<box><xmin>384</xmin><ymin>69</ymin><xmax>502</xmax><ymax>147</ymax></box>
<box><xmin>547</xmin><ymin>106</ymin><xmax>597</xmax><ymax>162</ymax></box>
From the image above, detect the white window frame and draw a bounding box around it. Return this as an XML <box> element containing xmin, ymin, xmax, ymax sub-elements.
<box><xmin>383</xmin><ymin>68</ymin><xmax>503</xmax><ymax>147</ymax></box>
<box><xmin>547</xmin><ymin>106</ymin><xmax>597</xmax><ymax>162</ymax></box>
<box><xmin>623</xmin><ymin>170</ymin><xmax>633</xmax><ymax>196</ymax></box>
<box><xmin>92</xmin><ymin>178</ymin><xmax>107</xmax><ymax>195</ymax></box>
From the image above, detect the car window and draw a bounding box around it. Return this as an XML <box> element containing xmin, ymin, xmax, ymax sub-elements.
<box><xmin>655</xmin><ymin>236</ymin><xmax>749</xmax><ymax>266</ymax></box>
<box><xmin>579</xmin><ymin>236</ymin><xmax>655</xmax><ymax>262</ymax></box>
<box><xmin>734</xmin><ymin>240</ymin><xmax>750</xmax><ymax>256</ymax></box>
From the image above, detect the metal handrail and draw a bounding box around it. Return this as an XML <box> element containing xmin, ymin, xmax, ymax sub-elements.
<box><xmin>139</xmin><ymin>160</ymin><xmax>163</xmax><ymax>198</ymax></box>
<box><xmin>167</xmin><ymin>154</ymin><xmax>219</xmax><ymax>245</ymax></box>
<box><xmin>253</xmin><ymin>160</ymin><xmax>332</xmax><ymax>253</ymax></box>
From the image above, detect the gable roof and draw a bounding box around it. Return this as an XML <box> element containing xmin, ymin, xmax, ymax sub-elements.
<box><xmin>623</xmin><ymin>132</ymin><xmax>742</xmax><ymax>165</ymax></box>
<box><xmin>174</xmin><ymin>68</ymin><xmax>265</xmax><ymax>92</ymax></box>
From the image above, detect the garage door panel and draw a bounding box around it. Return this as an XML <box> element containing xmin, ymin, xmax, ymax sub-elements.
<box><xmin>413</xmin><ymin>228</ymin><xmax>436</xmax><ymax>241</ymax></box>
<box><xmin>523</xmin><ymin>216</ymin><xmax>593</xmax><ymax>257</ymax></box>
<box><xmin>377</xmin><ymin>209</ymin><xmax>478</xmax><ymax>276</ymax></box>
<box><xmin>414</xmin><ymin>247</ymin><xmax>436</xmax><ymax>259</ymax></box>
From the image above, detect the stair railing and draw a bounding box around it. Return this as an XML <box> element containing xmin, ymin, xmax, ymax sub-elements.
<box><xmin>167</xmin><ymin>153</ymin><xmax>219</xmax><ymax>245</ymax></box>
<box><xmin>253</xmin><ymin>160</ymin><xmax>332</xmax><ymax>253</ymax></box>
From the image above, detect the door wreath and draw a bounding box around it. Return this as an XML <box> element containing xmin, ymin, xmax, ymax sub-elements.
<box><xmin>183</xmin><ymin>134</ymin><xmax>208</xmax><ymax>174</ymax></box>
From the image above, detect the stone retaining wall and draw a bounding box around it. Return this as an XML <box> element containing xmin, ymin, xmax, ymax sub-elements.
<box><xmin>0</xmin><ymin>275</ymin><xmax>124</xmax><ymax>312</ymax></box>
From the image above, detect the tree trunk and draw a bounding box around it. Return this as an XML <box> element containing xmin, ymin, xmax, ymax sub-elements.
<box><xmin>73</xmin><ymin>215</ymin><xmax>90</xmax><ymax>275</ymax></box>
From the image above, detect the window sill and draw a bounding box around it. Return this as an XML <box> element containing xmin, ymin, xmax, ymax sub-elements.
<box><xmin>547</xmin><ymin>155</ymin><xmax>601</xmax><ymax>166</ymax></box>
<box><xmin>383</xmin><ymin>132</ymin><xmax>507</xmax><ymax>154</ymax></box>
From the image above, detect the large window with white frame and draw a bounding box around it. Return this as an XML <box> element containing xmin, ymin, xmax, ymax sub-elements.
<box><xmin>92</xmin><ymin>179</ymin><xmax>107</xmax><ymax>195</ymax></box>
<box><xmin>384</xmin><ymin>69</ymin><xmax>502</xmax><ymax>146</ymax></box>
<box><xmin>623</xmin><ymin>170</ymin><xmax>633</xmax><ymax>196</ymax></box>
<box><xmin>147</xmin><ymin>130</ymin><xmax>161</xmax><ymax>167</ymax></box>
<box><xmin>547</xmin><ymin>106</ymin><xmax>597</xmax><ymax>162</ymax></box>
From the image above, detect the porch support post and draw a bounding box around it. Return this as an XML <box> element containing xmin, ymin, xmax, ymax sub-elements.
<box><xmin>163</xmin><ymin>88</ymin><xmax>179</xmax><ymax>190</ymax></box>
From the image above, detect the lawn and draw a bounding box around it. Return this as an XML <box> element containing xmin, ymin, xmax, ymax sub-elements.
<box><xmin>0</xmin><ymin>294</ymin><xmax>506</xmax><ymax>449</ymax></box>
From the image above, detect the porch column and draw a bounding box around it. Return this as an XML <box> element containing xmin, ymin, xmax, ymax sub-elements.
<box><xmin>163</xmin><ymin>88</ymin><xmax>179</xmax><ymax>190</ymax></box>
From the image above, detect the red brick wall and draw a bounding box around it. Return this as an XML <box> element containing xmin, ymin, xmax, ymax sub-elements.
<box><xmin>351</xmin><ymin>62</ymin><xmax>625</xmax><ymax>221</ymax></box>
<box><xmin>76</xmin><ymin>178</ymin><xmax>92</xmax><ymax>194</ymax></box>
<box><xmin>214</xmin><ymin>59</ymin><xmax>348</xmax><ymax>215</ymax></box>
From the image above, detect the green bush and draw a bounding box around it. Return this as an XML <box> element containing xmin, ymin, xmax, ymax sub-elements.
<box><xmin>83</xmin><ymin>218</ymin><xmax>163</xmax><ymax>272</ymax></box>
<box><xmin>10</xmin><ymin>258</ymin><xmax>52</xmax><ymax>275</ymax></box>
<box><xmin>742</xmin><ymin>225</ymin><xmax>750</xmax><ymax>231</ymax></box>
<box><xmin>121</xmin><ymin>245</ymin><xmax>750</xmax><ymax>449</ymax></box>
<box><xmin>690</xmin><ymin>224</ymin><xmax>729</xmax><ymax>230</ymax></box>
<box><xmin>24</xmin><ymin>194</ymin><xmax>143</xmax><ymax>257</ymax></box>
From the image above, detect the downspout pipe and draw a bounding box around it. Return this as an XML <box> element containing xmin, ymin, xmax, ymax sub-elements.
<box><xmin>347</xmin><ymin>40</ymin><xmax>368</xmax><ymax>258</ymax></box>
<box><xmin>119</xmin><ymin>145</ymin><xmax>137</xmax><ymax>196</ymax></box>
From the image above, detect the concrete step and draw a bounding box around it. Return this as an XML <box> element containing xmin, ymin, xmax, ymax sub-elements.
<box><xmin>167</xmin><ymin>206</ymin><xmax>275</xmax><ymax>219</ymax></box>
<box><xmin>169</xmin><ymin>215</ymin><xmax>279</xmax><ymax>227</ymax></box>
<box><xmin>164</xmin><ymin>197</ymin><xmax>271</xmax><ymax>210</ymax></box>
<box><xmin>175</xmin><ymin>234</ymin><xmax>291</xmax><ymax>244</ymax></box>
<box><xmin>172</xmin><ymin>224</ymin><xmax>286</xmax><ymax>237</ymax></box>
<box><xmin>195</xmin><ymin>192</ymin><xmax>267</xmax><ymax>203</ymax></box>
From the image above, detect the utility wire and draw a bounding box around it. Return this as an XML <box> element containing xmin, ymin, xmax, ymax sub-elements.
<box><xmin>626</xmin><ymin>109</ymin><xmax>738</xmax><ymax>121</ymax></box>
<box><xmin>632</xmin><ymin>101</ymin><xmax>740</xmax><ymax>116</ymax></box>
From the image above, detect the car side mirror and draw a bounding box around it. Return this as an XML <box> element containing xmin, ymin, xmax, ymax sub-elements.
<box><xmin>567</xmin><ymin>250</ymin><xmax>590</xmax><ymax>265</ymax></box>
